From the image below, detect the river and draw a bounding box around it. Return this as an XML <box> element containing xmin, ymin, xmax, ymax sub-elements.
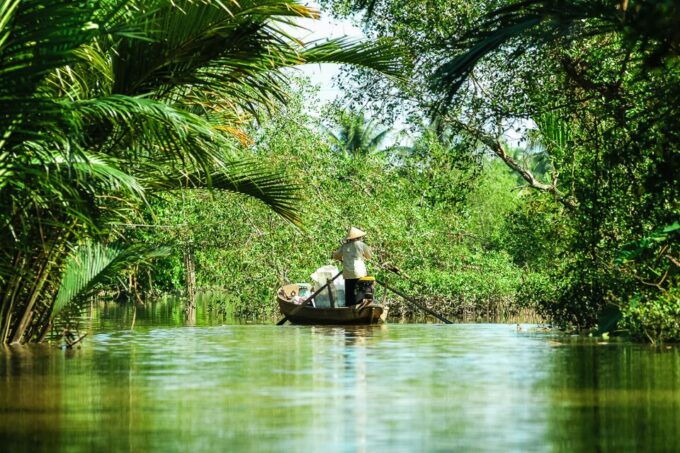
<box><xmin>1</xmin><ymin>299</ymin><xmax>679</xmax><ymax>452</ymax></box>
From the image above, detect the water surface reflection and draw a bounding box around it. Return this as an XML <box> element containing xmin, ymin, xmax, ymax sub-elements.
<box><xmin>1</xmin><ymin>324</ymin><xmax>679</xmax><ymax>452</ymax></box>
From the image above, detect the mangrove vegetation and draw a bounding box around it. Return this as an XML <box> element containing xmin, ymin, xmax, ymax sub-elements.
<box><xmin>0</xmin><ymin>0</ymin><xmax>678</xmax><ymax>344</ymax></box>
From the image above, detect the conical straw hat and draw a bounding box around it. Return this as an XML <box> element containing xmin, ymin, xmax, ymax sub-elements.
<box><xmin>346</xmin><ymin>226</ymin><xmax>366</xmax><ymax>240</ymax></box>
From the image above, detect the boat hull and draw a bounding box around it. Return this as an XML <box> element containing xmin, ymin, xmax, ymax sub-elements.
<box><xmin>277</xmin><ymin>284</ymin><xmax>385</xmax><ymax>325</ymax></box>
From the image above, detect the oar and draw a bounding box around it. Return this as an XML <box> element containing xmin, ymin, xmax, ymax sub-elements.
<box><xmin>376</xmin><ymin>279</ymin><xmax>453</xmax><ymax>324</ymax></box>
<box><xmin>276</xmin><ymin>271</ymin><xmax>343</xmax><ymax>325</ymax></box>
<box><xmin>381</xmin><ymin>263</ymin><xmax>451</xmax><ymax>301</ymax></box>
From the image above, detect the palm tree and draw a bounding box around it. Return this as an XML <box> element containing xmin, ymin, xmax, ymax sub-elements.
<box><xmin>0</xmin><ymin>0</ymin><xmax>405</xmax><ymax>343</ymax></box>
<box><xmin>326</xmin><ymin>110</ymin><xmax>393</xmax><ymax>156</ymax></box>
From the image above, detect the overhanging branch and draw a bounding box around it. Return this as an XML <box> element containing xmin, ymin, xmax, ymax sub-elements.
<box><xmin>455</xmin><ymin>121</ymin><xmax>577</xmax><ymax>209</ymax></box>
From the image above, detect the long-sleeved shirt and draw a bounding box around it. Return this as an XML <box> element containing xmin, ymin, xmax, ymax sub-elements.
<box><xmin>332</xmin><ymin>240</ymin><xmax>372</xmax><ymax>279</ymax></box>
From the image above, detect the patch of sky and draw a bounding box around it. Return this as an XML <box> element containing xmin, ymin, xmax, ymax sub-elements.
<box><xmin>283</xmin><ymin>2</ymin><xmax>531</xmax><ymax>148</ymax></box>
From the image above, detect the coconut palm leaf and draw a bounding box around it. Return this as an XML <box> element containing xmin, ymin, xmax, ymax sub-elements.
<box><xmin>432</xmin><ymin>17</ymin><xmax>543</xmax><ymax>108</ymax></box>
<box><xmin>0</xmin><ymin>0</ymin><xmax>124</xmax><ymax>87</ymax></box>
<box><xmin>52</xmin><ymin>242</ymin><xmax>170</xmax><ymax>317</ymax></box>
<box><xmin>300</xmin><ymin>37</ymin><xmax>405</xmax><ymax>79</ymax></box>
<box><xmin>147</xmin><ymin>159</ymin><xmax>302</xmax><ymax>225</ymax></box>
<box><xmin>367</xmin><ymin>128</ymin><xmax>391</xmax><ymax>150</ymax></box>
<box><xmin>105</xmin><ymin>0</ymin><xmax>405</xmax><ymax>117</ymax></box>
<box><xmin>0</xmin><ymin>0</ymin><xmax>134</xmax><ymax>148</ymax></box>
<box><xmin>0</xmin><ymin>1</ymin><xmax>20</xmax><ymax>50</ymax></box>
<box><xmin>109</xmin><ymin>0</ymin><xmax>315</xmax><ymax>97</ymax></box>
<box><xmin>209</xmin><ymin>161</ymin><xmax>302</xmax><ymax>225</ymax></box>
<box><xmin>72</xmin><ymin>95</ymin><xmax>233</xmax><ymax>172</ymax></box>
<box><xmin>0</xmin><ymin>148</ymin><xmax>146</xmax><ymax>234</ymax></box>
<box><xmin>326</xmin><ymin>110</ymin><xmax>393</xmax><ymax>156</ymax></box>
<box><xmin>35</xmin><ymin>152</ymin><xmax>143</xmax><ymax>199</ymax></box>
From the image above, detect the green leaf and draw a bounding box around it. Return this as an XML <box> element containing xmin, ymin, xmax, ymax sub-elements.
<box><xmin>53</xmin><ymin>242</ymin><xmax>170</xmax><ymax>317</ymax></box>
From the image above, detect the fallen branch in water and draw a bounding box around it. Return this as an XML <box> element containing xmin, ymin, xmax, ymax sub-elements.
<box><xmin>63</xmin><ymin>331</ymin><xmax>87</xmax><ymax>349</ymax></box>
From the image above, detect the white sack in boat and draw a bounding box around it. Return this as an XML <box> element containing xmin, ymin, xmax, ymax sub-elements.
<box><xmin>311</xmin><ymin>265</ymin><xmax>344</xmax><ymax>308</ymax></box>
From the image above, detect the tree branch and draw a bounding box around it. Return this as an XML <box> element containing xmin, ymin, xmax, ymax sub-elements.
<box><xmin>455</xmin><ymin>120</ymin><xmax>577</xmax><ymax>209</ymax></box>
<box><xmin>665</xmin><ymin>254</ymin><xmax>680</xmax><ymax>268</ymax></box>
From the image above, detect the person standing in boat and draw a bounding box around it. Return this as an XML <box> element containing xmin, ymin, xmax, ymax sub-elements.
<box><xmin>332</xmin><ymin>227</ymin><xmax>373</xmax><ymax>306</ymax></box>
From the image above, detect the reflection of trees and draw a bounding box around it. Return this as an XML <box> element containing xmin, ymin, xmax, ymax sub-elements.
<box><xmin>0</xmin><ymin>346</ymin><xmax>63</xmax><ymax>450</ymax></box>
<box><xmin>341</xmin><ymin>327</ymin><xmax>379</xmax><ymax>453</ymax></box>
<box><xmin>0</xmin><ymin>344</ymin><xmax>150</xmax><ymax>451</ymax></box>
<box><xmin>4</xmin><ymin>326</ymin><xmax>678</xmax><ymax>451</ymax></box>
<box><xmin>545</xmin><ymin>342</ymin><xmax>680</xmax><ymax>451</ymax></box>
<box><xmin>307</xmin><ymin>325</ymin><xmax>385</xmax><ymax>452</ymax></box>
<box><xmin>90</xmin><ymin>293</ymin><xmax>233</xmax><ymax>331</ymax></box>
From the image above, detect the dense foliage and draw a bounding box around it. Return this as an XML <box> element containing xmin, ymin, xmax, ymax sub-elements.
<box><xmin>1</xmin><ymin>0</ymin><xmax>677</xmax><ymax>343</ymax></box>
<box><xmin>133</xmin><ymin>85</ymin><xmax>539</xmax><ymax>320</ymax></box>
<box><xmin>0</xmin><ymin>0</ymin><xmax>402</xmax><ymax>344</ymax></box>
<box><xmin>318</xmin><ymin>0</ymin><xmax>679</xmax><ymax>341</ymax></box>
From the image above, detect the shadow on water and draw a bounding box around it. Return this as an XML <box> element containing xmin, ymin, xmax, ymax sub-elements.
<box><xmin>542</xmin><ymin>337</ymin><xmax>680</xmax><ymax>451</ymax></box>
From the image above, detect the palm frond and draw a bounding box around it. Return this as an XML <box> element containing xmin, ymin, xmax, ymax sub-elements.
<box><xmin>300</xmin><ymin>37</ymin><xmax>406</xmax><ymax>79</ymax></box>
<box><xmin>3</xmin><ymin>147</ymin><xmax>144</xmax><ymax>195</ymax></box>
<box><xmin>0</xmin><ymin>1</ymin><xmax>20</xmax><ymax>50</ymax></box>
<box><xmin>367</xmin><ymin>128</ymin><xmax>391</xmax><ymax>151</ymax></box>
<box><xmin>211</xmin><ymin>161</ymin><xmax>302</xmax><ymax>225</ymax></box>
<box><xmin>147</xmin><ymin>159</ymin><xmax>302</xmax><ymax>225</ymax></box>
<box><xmin>534</xmin><ymin>112</ymin><xmax>572</xmax><ymax>154</ymax></box>
<box><xmin>0</xmin><ymin>147</ymin><xmax>146</xmax><ymax>234</ymax></box>
<box><xmin>0</xmin><ymin>0</ymin><xmax>134</xmax><ymax>148</ymax></box>
<box><xmin>110</xmin><ymin>0</ymin><xmax>315</xmax><ymax>96</ymax></box>
<box><xmin>432</xmin><ymin>17</ymin><xmax>542</xmax><ymax>109</ymax></box>
<box><xmin>431</xmin><ymin>0</ymin><xmax>680</xmax><ymax>112</ymax></box>
<box><xmin>326</xmin><ymin>109</ymin><xmax>393</xmax><ymax>156</ymax></box>
<box><xmin>106</xmin><ymin>0</ymin><xmax>405</xmax><ymax>120</ymax></box>
<box><xmin>72</xmin><ymin>95</ymin><xmax>232</xmax><ymax>172</ymax></box>
<box><xmin>52</xmin><ymin>242</ymin><xmax>170</xmax><ymax>317</ymax></box>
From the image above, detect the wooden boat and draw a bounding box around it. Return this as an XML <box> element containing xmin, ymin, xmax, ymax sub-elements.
<box><xmin>277</xmin><ymin>284</ymin><xmax>387</xmax><ymax>325</ymax></box>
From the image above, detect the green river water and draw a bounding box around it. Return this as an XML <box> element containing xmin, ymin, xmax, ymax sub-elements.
<box><xmin>1</xmin><ymin>299</ymin><xmax>679</xmax><ymax>452</ymax></box>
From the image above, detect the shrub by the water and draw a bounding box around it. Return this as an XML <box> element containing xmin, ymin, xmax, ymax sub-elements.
<box><xmin>621</xmin><ymin>289</ymin><xmax>680</xmax><ymax>344</ymax></box>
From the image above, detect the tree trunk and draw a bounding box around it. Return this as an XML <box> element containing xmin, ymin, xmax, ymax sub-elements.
<box><xmin>11</xmin><ymin>235</ymin><xmax>65</xmax><ymax>344</ymax></box>
<box><xmin>183</xmin><ymin>247</ymin><xmax>196</xmax><ymax>324</ymax></box>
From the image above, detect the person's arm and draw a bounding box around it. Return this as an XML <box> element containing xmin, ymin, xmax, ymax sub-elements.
<box><xmin>363</xmin><ymin>243</ymin><xmax>373</xmax><ymax>259</ymax></box>
<box><xmin>332</xmin><ymin>246</ymin><xmax>343</xmax><ymax>261</ymax></box>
